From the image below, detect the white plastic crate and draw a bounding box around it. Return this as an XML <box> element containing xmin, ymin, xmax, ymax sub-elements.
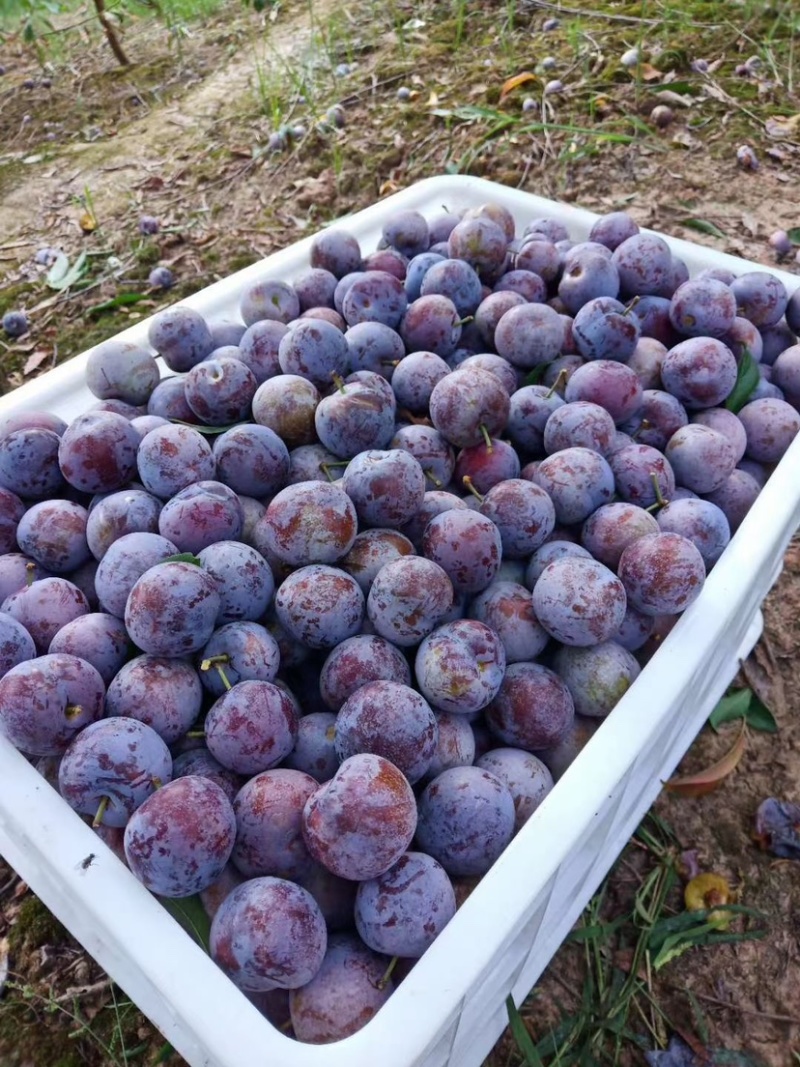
<box><xmin>0</xmin><ymin>175</ymin><xmax>797</xmax><ymax>1067</ymax></box>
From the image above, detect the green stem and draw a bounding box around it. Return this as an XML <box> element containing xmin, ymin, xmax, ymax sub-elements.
<box><xmin>462</xmin><ymin>475</ymin><xmax>484</xmax><ymax>503</ymax></box>
<box><xmin>423</xmin><ymin>468</ymin><xmax>443</xmax><ymax>488</ymax></box>
<box><xmin>93</xmin><ymin>796</ymin><xmax>109</xmax><ymax>828</ymax></box>
<box><xmin>546</xmin><ymin>368</ymin><xmax>568</xmax><ymax>398</ymax></box>
<box><xmin>479</xmin><ymin>423</ymin><xmax>494</xmax><ymax>451</ymax></box>
<box><xmin>377</xmin><ymin>955</ymin><xmax>399</xmax><ymax>990</ymax></box>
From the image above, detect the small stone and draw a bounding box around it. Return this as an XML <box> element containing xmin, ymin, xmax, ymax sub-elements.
<box><xmin>650</xmin><ymin>104</ymin><xmax>674</xmax><ymax>128</ymax></box>
<box><xmin>736</xmin><ymin>144</ymin><xmax>759</xmax><ymax>171</ymax></box>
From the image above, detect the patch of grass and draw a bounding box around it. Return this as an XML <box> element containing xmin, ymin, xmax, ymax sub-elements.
<box><xmin>503</xmin><ymin>814</ymin><xmax>768</xmax><ymax>1065</ymax></box>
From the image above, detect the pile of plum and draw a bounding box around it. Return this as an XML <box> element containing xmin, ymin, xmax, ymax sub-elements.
<box><xmin>1</xmin><ymin>198</ymin><xmax>800</xmax><ymax>1044</ymax></box>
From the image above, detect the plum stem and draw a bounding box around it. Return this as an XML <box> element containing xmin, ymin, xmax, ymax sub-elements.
<box><xmin>64</xmin><ymin>704</ymin><xmax>83</xmax><ymax>721</ymax></box>
<box><xmin>645</xmin><ymin>471</ymin><xmax>670</xmax><ymax>511</ymax></box>
<box><xmin>93</xmin><ymin>796</ymin><xmax>109</xmax><ymax>828</ymax></box>
<box><xmin>151</xmin><ymin>776</ymin><xmax>163</xmax><ymax>790</ymax></box>
<box><xmin>377</xmin><ymin>955</ymin><xmax>399</xmax><ymax>990</ymax></box>
<box><xmin>25</xmin><ymin>561</ymin><xmax>36</xmax><ymax>587</ymax></box>
<box><xmin>200</xmin><ymin>655</ymin><xmax>233</xmax><ymax>691</ymax></box>
<box><xmin>423</xmin><ymin>467</ymin><xmax>443</xmax><ymax>488</ymax></box>
<box><xmin>631</xmin><ymin>417</ymin><xmax>651</xmax><ymax>441</ymax></box>
<box><xmin>479</xmin><ymin>423</ymin><xmax>494</xmax><ymax>451</ymax></box>
<box><xmin>462</xmin><ymin>475</ymin><xmax>485</xmax><ymax>503</ymax></box>
<box><xmin>546</xmin><ymin>369</ymin><xmax>568</xmax><ymax>398</ymax></box>
<box><xmin>622</xmin><ymin>295</ymin><xmax>641</xmax><ymax>317</ymax></box>
<box><xmin>321</xmin><ymin>461</ymin><xmax>349</xmax><ymax>483</ymax></box>
<box><xmin>331</xmin><ymin>373</ymin><xmax>347</xmax><ymax>394</ymax></box>
<box><xmin>186</xmin><ymin>730</ymin><xmax>206</xmax><ymax>738</ymax></box>
<box><xmin>455</xmin><ymin>315</ymin><xmax>474</xmax><ymax>327</ymax></box>
<box><xmin>381</xmin><ymin>360</ymin><xmax>402</xmax><ymax>367</ymax></box>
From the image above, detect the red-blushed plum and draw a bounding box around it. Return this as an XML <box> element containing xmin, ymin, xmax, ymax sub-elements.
<box><xmin>558</xmin><ymin>253</ymin><xmax>620</xmax><ymax>315</ymax></box>
<box><xmin>494</xmin><ymin>303</ymin><xmax>565</xmax><ymax>368</ymax></box>
<box><xmin>210</xmin><ymin>876</ymin><xmax>327</xmax><ymax>991</ymax></box>
<box><xmin>145</xmin><ymin>377</ymin><xmax>195</xmax><ymax>423</ymax></box>
<box><xmin>84</xmin><ymin>340</ymin><xmax>160</xmax><ymax>405</ymax></box>
<box><xmin>572</xmin><ymin>297</ymin><xmax>640</xmax><ymax>363</ymax></box>
<box><xmin>366</xmin><ymin>557</ymin><xmax>453</xmax><ymax>647</ymax></box>
<box><xmin>125</xmin><ymin>561</ymin><xmax>220</xmax><ymax>657</ymax></box>
<box><xmin>613</xmin><ymin>604</ymin><xmax>655</xmax><ymax>651</ymax></box>
<box><xmin>737</xmin><ymin>397</ymin><xmax>800</xmax><ymax>463</ymax></box>
<box><xmin>543</xmin><ymin>401</ymin><xmax>616</xmax><ymax>455</ymax></box>
<box><xmin>553</xmin><ymin>641</ymin><xmax>641</xmax><ymax>719</ymax></box>
<box><xmin>15</xmin><ymin>499</ymin><xmax>90</xmax><ymax>574</ymax></box>
<box><xmin>256</xmin><ymin>481</ymin><xmax>357</xmax><ymax>567</ymax></box>
<box><xmin>147</xmin><ymin>305</ymin><xmax>214</xmax><ymax>372</ymax></box>
<box><xmin>302</xmin><ymin>753</ymin><xmax>417</xmax><ymax>880</ymax></box>
<box><xmin>123</xmin><ymin>775</ymin><xmax>236</xmax><ymax>897</ymax></box>
<box><xmin>705</xmin><ymin>468</ymin><xmax>761</xmax><ymax>533</ymax></box>
<box><xmin>730</xmin><ymin>271</ymin><xmax>788</xmax><ymax>328</ymax></box>
<box><xmin>237</xmin><ymin>320</ymin><xmax>287</xmax><ymax>384</ymax></box>
<box><xmin>668</xmin><ymin>277</ymin><xmax>737</xmax><ymax>338</ymax></box>
<box><xmin>429</xmin><ymin>366</ymin><xmax>510</xmax><ymax>449</ymax></box>
<box><xmin>459</xmin><ymin>354</ymin><xmax>520</xmax><ymax>397</ymax></box>
<box><xmin>252</xmin><ymin>374</ymin><xmax>320</xmax><ymax>448</ymax></box>
<box><xmin>468</xmin><ymin>581</ymin><xmax>549</xmax><ymax>663</ymax></box>
<box><xmin>771</xmin><ymin>344</ymin><xmax>800</xmax><ymax>405</ymax></box>
<box><xmin>612</xmin><ymin>232</ymin><xmax>673</xmax><ymax>297</ymax></box>
<box><xmin>415</xmin><ymin>765</ymin><xmax>515</xmax><ymax>877</ymax></box>
<box><xmin>422</xmin><ymin>712</ymin><xmax>477</xmax><ymax>782</ymax></box>
<box><xmin>474</xmin><ymin>290</ymin><xmax>526</xmax><ymax>349</ymax></box>
<box><xmin>342</xmin><ymin>449</ymin><xmax>426</xmax><ymax>528</ymax></box>
<box><xmin>212</xmin><ymin>424</ymin><xmax>289</xmax><ymax>498</ymax></box>
<box><xmin>184</xmin><ymin>357</ymin><xmax>257</xmax><ymax>425</ymax></box>
<box><xmin>720</xmin><ymin>316</ymin><xmax>763</xmax><ymax>363</ymax></box>
<box><xmin>58</xmin><ymin>411</ymin><xmax>139</xmax><ymax>494</ymax></box>
<box><xmin>315</xmin><ymin>377</ymin><xmax>396</xmax><ymax>459</ymax></box>
<box><xmin>196</xmin><ymin>541</ymin><xmax>274</xmax><ymax>624</ymax></box>
<box><xmin>618</xmin><ymin>532</ymin><xmax>705</xmax><ymax>616</ymax></box>
<box><xmin>283</xmin><ymin>712</ymin><xmax>339</xmax><ymax>782</ymax></box>
<box><xmin>399</xmin><ymin>490</ymin><xmax>468</xmax><ymax>550</ymax></box>
<box><xmin>415</xmin><ymin>619</ymin><xmax>506</xmax><ymax>715</ymax></box>
<box><xmin>589</xmin><ymin>211</ymin><xmax>639</xmax><ymax>250</ymax></box>
<box><xmin>48</xmin><ymin>612</ymin><xmax>129</xmax><ymax>685</ymax></box>
<box><xmin>340</xmin><ymin>528</ymin><xmax>416</xmax><ymax>594</ymax></box>
<box><xmin>383</xmin><ymin>209</ymin><xmax>430</xmax><ymax>258</ymax></box>
<box><xmin>274</xmin><ymin>565</ymin><xmax>364</xmax><ymax>649</ymax></box>
<box><xmin>660</xmin><ymin>338</ymin><xmax>738</xmax><ymax>410</ymax></box>
<box><xmin>400</xmin><ymin>294</ymin><xmax>462</xmax><ymax>357</ymax></box>
<box><xmin>619</xmin><ymin>390</ymin><xmax>688</xmax><ymax>451</ymax></box>
<box><xmin>513</xmin><ymin>236</ymin><xmax>560</xmax><ymax>282</ymax></box>
<box><xmin>204</xmin><ymin>679</ymin><xmax>298</xmax><ymax>776</ymax></box>
<box><xmin>157</xmin><ymin>481</ymin><xmax>243</xmax><ymax>555</ymax></box>
<box><xmin>86</xmin><ymin>489</ymin><xmax>162</xmax><ymax>561</ymax></box>
<box><xmin>105</xmin><ymin>654</ymin><xmax>203</xmax><ymax>744</ymax></box>
<box><xmin>320</xmin><ymin>634</ymin><xmax>411</xmax><ymax>710</ymax></box>
<box><xmin>665</xmin><ymin>424</ymin><xmax>737</xmax><ymax>493</ymax></box>
<box><xmin>455</xmin><ymin>439</ymin><xmax>520</xmax><ymax>496</ymax></box>
<box><xmin>485</xmin><ymin>661</ymin><xmax>574</xmax><ymax>751</ymax></box>
<box><xmin>94</xmin><ymin>531</ymin><xmax>179</xmax><ymax>618</ymax></box>
<box><xmin>0</xmin><ymin>488</ymin><xmax>24</xmax><ymax>555</ymax></box>
<box><xmin>199</xmin><ymin>864</ymin><xmax>244</xmax><ymax>922</ymax></box>
<box><xmin>478</xmin><ymin>478</ymin><xmax>555</xmax><ymax>558</ymax></box>
<box><xmin>355</xmin><ymin>851</ymin><xmax>456</xmax><ymax>957</ymax></box>
<box><xmin>448</xmin><ymin>215</ymin><xmax>508</xmax><ymax>276</ymax></box>
<box><xmin>335</xmin><ymin>680</ymin><xmax>438</xmax><ymax>784</ymax></box>
<box><xmin>390</xmin><ymin>352</ymin><xmax>451</xmax><ymax>413</ymax></box>
<box><xmin>475</xmin><ymin>748</ymin><xmax>554</xmax><ymax>833</ymax></box>
<box><xmin>565</xmin><ymin>360</ymin><xmax>643</xmax><ymax>423</ymax></box>
<box><xmin>655</xmin><ymin>498</ymin><xmax>731</xmax><ymax>569</ymax></box>
<box><xmin>404</xmin><ymin>253</ymin><xmax>446</xmax><ymax>302</ymax></box>
<box><xmin>231</xmin><ymin>769</ymin><xmax>318</xmax><ymax>880</ymax></box>
<box><xmin>277</xmin><ymin>318</ymin><xmax>350</xmax><ymax>387</ymax></box>
<box><xmin>289</xmin><ymin>932</ymin><xmax>393</xmax><ymax>1043</ymax></box>
<box><xmin>0</xmin><ymin>611</ymin><xmax>35</xmax><ymax>675</ymax></box>
<box><xmin>311</xmin><ymin>228</ymin><xmax>362</xmax><ymax>278</ymax></box>
<box><xmin>506</xmin><ymin>385</ymin><xmax>565</xmax><ymax>456</ymax></box>
<box><xmin>532</xmin><ymin>556</ymin><xmax>626</xmax><ymax>646</ymax></box>
<box><xmin>136</xmin><ymin>423</ymin><xmax>216</xmax><ymax>500</ymax></box>
<box><xmin>627</xmin><ymin>337</ymin><xmax>668</xmax><ymax>389</ymax></box>
<box><xmin>421</xmin><ymin>258</ymin><xmax>483</xmax><ymax>316</ymax></box>
<box><xmin>532</xmin><ymin>446</ymin><xmax>615</xmax><ymax>525</ymax></box>
<box><xmin>0</xmin><ymin>427</ymin><xmax>66</xmax><ymax>499</ymax></box>
<box><xmin>581</xmin><ymin>502</ymin><xmax>660</xmax><ymax>570</ymax></box>
<box><xmin>2</xmin><ymin>577</ymin><xmax>90</xmax><ymax>653</ymax></box>
<box><xmin>422</xmin><ymin>509</ymin><xmax>502</xmax><ymax>593</ymax></box>
<box><xmin>58</xmin><ymin>718</ymin><xmax>172</xmax><ymax>827</ymax></box>
<box><xmin>172</xmin><ymin>748</ymin><xmax>243</xmax><ymax>805</ymax></box>
<box><xmin>239</xmin><ymin>278</ymin><xmax>299</xmax><ymax>327</ymax></box>
<box><xmin>536</xmin><ymin>715</ymin><xmax>600</xmax><ymax>781</ymax></box>
<box><xmin>609</xmin><ymin>442</ymin><xmax>677</xmax><ymax>507</ymax></box>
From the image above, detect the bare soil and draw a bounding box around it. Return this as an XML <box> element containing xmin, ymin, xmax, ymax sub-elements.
<box><xmin>0</xmin><ymin>1</ymin><xmax>799</xmax><ymax>1064</ymax></box>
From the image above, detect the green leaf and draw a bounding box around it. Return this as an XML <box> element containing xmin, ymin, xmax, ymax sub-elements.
<box><xmin>46</xmin><ymin>251</ymin><xmax>88</xmax><ymax>291</ymax></box>
<box><xmin>88</xmin><ymin>292</ymin><xmax>148</xmax><ymax>316</ymax></box>
<box><xmin>725</xmin><ymin>347</ymin><xmax>760</xmax><ymax>414</ymax></box>
<box><xmin>525</xmin><ymin>363</ymin><xmax>551</xmax><ymax>386</ymax></box>
<box><xmin>679</xmin><ymin>218</ymin><xmax>727</xmax><ymax>239</ymax></box>
<box><xmin>168</xmin><ymin>419</ymin><xmax>254</xmax><ymax>435</ymax></box>
<box><xmin>744</xmin><ymin>694</ymin><xmax>778</xmax><ymax>733</ymax></box>
<box><xmin>160</xmin><ymin>895</ymin><xmax>211</xmax><ymax>952</ymax></box>
<box><xmin>162</xmin><ymin>552</ymin><xmax>203</xmax><ymax>566</ymax></box>
<box><xmin>787</xmin><ymin>227</ymin><xmax>800</xmax><ymax>244</ymax></box>
<box><xmin>708</xmin><ymin>689</ymin><xmax>752</xmax><ymax>731</ymax></box>
<box><xmin>506</xmin><ymin>996</ymin><xmax>546</xmax><ymax>1067</ymax></box>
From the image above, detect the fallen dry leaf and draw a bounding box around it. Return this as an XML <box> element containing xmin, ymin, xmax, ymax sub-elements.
<box><xmin>665</xmin><ymin>722</ymin><xmax>747</xmax><ymax>797</ymax></box>
<box><xmin>499</xmin><ymin>71</ymin><xmax>537</xmax><ymax>101</ymax></box>
<box><xmin>765</xmin><ymin>114</ymin><xmax>800</xmax><ymax>139</ymax></box>
<box><xmin>22</xmin><ymin>350</ymin><xmax>50</xmax><ymax>376</ymax></box>
<box><xmin>639</xmin><ymin>63</ymin><xmax>664</xmax><ymax>82</ymax></box>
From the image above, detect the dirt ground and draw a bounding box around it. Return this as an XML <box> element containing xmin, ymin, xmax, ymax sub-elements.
<box><xmin>0</xmin><ymin>0</ymin><xmax>799</xmax><ymax>1064</ymax></box>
